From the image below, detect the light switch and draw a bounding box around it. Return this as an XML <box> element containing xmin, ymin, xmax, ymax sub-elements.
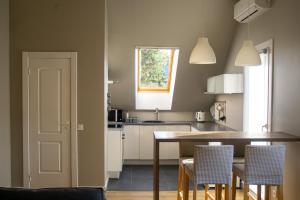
<box><xmin>77</xmin><ymin>124</ymin><xmax>84</xmax><ymax>131</ymax></box>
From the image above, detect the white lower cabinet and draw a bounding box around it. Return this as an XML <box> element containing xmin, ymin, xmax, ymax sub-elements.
<box><xmin>123</xmin><ymin>125</ymin><xmax>140</xmax><ymax>159</ymax></box>
<box><xmin>139</xmin><ymin>126</ymin><xmax>157</xmax><ymax>160</ymax></box>
<box><xmin>166</xmin><ymin>125</ymin><xmax>191</xmax><ymax>159</ymax></box>
<box><xmin>107</xmin><ymin>129</ymin><xmax>123</xmax><ymax>179</ymax></box>
<box><xmin>124</xmin><ymin>125</ymin><xmax>190</xmax><ymax>160</ymax></box>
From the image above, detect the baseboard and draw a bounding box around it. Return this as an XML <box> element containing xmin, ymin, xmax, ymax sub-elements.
<box><xmin>108</xmin><ymin>171</ymin><xmax>120</xmax><ymax>179</ymax></box>
<box><xmin>77</xmin><ymin>180</ymin><xmax>109</xmax><ymax>191</ymax></box>
<box><xmin>103</xmin><ymin>177</ymin><xmax>109</xmax><ymax>191</ymax></box>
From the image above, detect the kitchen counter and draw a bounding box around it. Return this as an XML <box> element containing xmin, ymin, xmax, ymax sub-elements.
<box><xmin>123</xmin><ymin>121</ymin><xmax>192</xmax><ymax>126</ymax></box>
<box><xmin>122</xmin><ymin>121</ymin><xmax>235</xmax><ymax>131</ymax></box>
<box><xmin>191</xmin><ymin>122</ymin><xmax>235</xmax><ymax>131</ymax></box>
<box><xmin>108</xmin><ymin>120</ymin><xmax>234</xmax><ymax>131</ymax></box>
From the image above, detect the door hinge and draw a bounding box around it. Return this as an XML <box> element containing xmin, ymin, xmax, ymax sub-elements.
<box><xmin>27</xmin><ymin>68</ymin><xmax>31</xmax><ymax>75</ymax></box>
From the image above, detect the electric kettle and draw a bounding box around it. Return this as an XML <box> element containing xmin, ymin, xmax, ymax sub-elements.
<box><xmin>195</xmin><ymin>111</ymin><xmax>206</xmax><ymax>122</ymax></box>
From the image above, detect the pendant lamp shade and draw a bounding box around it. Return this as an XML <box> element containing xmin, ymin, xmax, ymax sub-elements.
<box><xmin>189</xmin><ymin>37</ymin><xmax>216</xmax><ymax>64</ymax></box>
<box><xmin>235</xmin><ymin>40</ymin><xmax>261</xmax><ymax>66</ymax></box>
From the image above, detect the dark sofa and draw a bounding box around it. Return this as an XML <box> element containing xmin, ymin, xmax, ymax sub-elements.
<box><xmin>0</xmin><ymin>187</ymin><xmax>105</xmax><ymax>200</ymax></box>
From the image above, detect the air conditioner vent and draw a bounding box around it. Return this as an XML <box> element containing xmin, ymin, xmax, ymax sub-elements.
<box><xmin>234</xmin><ymin>0</ymin><xmax>271</xmax><ymax>23</ymax></box>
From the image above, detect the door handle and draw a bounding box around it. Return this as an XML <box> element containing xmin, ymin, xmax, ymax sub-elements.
<box><xmin>61</xmin><ymin>121</ymin><xmax>70</xmax><ymax>131</ymax></box>
<box><xmin>61</xmin><ymin>121</ymin><xmax>70</xmax><ymax>126</ymax></box>
<box><xmin>262</xmin><ymin>124</ymin><xmax>268</xmax><ymax>132</ymax></box>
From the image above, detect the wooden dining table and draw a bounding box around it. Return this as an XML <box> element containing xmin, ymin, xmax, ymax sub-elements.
<box><xmin>153</xmin><ymin>131</ymin><xmax>300</xmax><ymax>200</ymax></box>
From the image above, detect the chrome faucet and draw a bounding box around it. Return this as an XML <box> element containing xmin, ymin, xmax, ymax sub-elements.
<box><xmin>154</xmin><ymin>108</ymin><xmax>159</xmax><ymax>121</ymax></box>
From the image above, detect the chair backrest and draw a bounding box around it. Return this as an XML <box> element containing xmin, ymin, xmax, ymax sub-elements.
<box><xmin>244</xmin><ymin>145</ymin><xmax>286</xmax><ymax>185</ymax></box>
<box><xmin>222</xmin><ymin>140</ymin><xmax>250</xmax><ymax>157</ymax></box>
<box><xmin>194</xmin><ymin>145</ymin><xmax>234</xmax><ymax>185</ymax></box>
<box><xmin>179</xmin><ymin>142</ymin><xmax>209</xmax><ymax>158</ymax></box>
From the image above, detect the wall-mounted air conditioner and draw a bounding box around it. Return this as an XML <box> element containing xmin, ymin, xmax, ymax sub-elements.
<box><xmin>234</xmin><ymin>0</ymin><xmax>271</xmax><ymax>23</ymax></box>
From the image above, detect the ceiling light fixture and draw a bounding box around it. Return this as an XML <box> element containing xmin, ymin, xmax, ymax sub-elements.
<box><xmin>189</xmin><ymin>37</ymin><xmax>216</xmax><ymax>64</ymax></box>
<box><xmin>189</xmin><ymin>0</ymin><xmax>216</xmax><ymax>64</ymax></box>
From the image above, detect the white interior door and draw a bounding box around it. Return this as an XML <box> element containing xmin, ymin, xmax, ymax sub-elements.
<box><xmin>23</xmin><ymin>52</ymin><xmax>78</xmax><ymax>188</ymax></box>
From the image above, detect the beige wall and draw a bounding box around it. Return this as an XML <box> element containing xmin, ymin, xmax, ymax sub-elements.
<box><xmin>108</xmin><ymin>0</ymin><xmax>237</xmax><ymax>111</ymax></box>
<box><xmin>217</xmin><ymin>0</ymin><xmax>300</xmax><ymax>198</ymax></box>
<box><xmin>0</xmin><ymin>0</ymin><xmax>11</xmax><ymax>187</ymax></box>
<box><xmin>10</xmin><ymin>0</ymin><xmax>107</xmax><ymax>186</ymax></box>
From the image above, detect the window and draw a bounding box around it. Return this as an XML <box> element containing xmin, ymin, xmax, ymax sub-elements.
<box><xmin>137</xmin><ymin>48</ymin><xmax>175</xmax><ymax>92</ymax></box>
<box><xmin>135</xmin><ymin>47</ymin><xmax>180</xmax><ymax>110</ymax></box>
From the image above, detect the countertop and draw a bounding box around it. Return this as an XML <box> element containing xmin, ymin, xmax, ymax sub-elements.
<box><xmin>191</xmin><ymin>122</ymin><xmax>234</xmax><ymax>131</ymax></box>
<box><xmin>154</xmin><ymin>131</ymin><xmax>300</xmax><ymax>142</ymax></box>
<box><xmin>123</xmin><ymin>121</ymin><xmax>193</xmax><ymax>126</ymax></box>
<box><xmin>108</xmin><ymin>121</ymin><xmax>234</xmax><ymax>132</ymax></box>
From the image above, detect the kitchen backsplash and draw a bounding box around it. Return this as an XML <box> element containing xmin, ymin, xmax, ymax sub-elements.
<box><xmin>125</xmin><ymin>111</ymin><xmax>195</xmax><ymax>121</ymax></box>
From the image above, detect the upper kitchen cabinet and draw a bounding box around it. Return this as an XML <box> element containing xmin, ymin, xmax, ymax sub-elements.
<box><xmin>206</xmin><ymin>74</ymin><xmax>243</xmax><ymax>94</ymax></box>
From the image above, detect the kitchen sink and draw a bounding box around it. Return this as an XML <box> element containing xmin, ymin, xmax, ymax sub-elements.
<box><xmin>142</xmin><ymin>120</ymin><xmax>165</xmax><ymax>123</ymax></box>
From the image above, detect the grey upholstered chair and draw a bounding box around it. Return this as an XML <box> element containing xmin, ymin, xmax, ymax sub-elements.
<box><xmin>177</xmin><ymin>142</ymin><xmax>208</xmax><ymax>200</ymax></box>
<box><xmin>183</xmin><ymin>145</ymin><xmax>234</xmax><ymax>200</ymax></box>
<box><xmin>232</xmin><ymin>145</ymin><xmax>286</xmax><ymax>200</ymax></box>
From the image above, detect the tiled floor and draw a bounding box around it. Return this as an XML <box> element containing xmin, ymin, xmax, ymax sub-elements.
<box><xmin>107</xmin><ymin>165</ymin><xmax>201</xmax><ymax>191</ymax></box>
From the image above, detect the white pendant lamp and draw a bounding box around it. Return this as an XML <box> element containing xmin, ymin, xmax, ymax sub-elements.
<box><xmin>189</xmin><ymin>37</ymin><xmax>216</xmax><ymax>64</ymax></box>
<box><xmin>189</xmin><ymin>0</ymin><xmax>216</xmax><ymax>65</ymax></box>
<box><xmin>235</xmin><ymin>40</ymin><xmax>261</xmax><ymax>66</ymax></box>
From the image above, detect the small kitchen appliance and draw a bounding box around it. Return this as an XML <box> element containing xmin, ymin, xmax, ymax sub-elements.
<box><xmin>195</xmin><ymin>111</ymin><xmax>206</xmax><ymax>122</ymax></box>
<box><xmin>108</xmin><ymin>108</ymin><xmax>123</xmax><ymax>128</ymax></box>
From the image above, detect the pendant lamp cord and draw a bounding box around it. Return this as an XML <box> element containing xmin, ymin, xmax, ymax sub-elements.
<box><xmin>247</xmin><ymin>0</ymin><xmax>250</xmax><ymax>39</ymax></box>
<box><xmin>248</xmin><ymin>21</ymin><xmax>250</xmax><ymax>39</ymax></box>
<box><xmin>201</xmin><ymin>0</ymin><xmax>205</xmax><ymax>36</ymax></box>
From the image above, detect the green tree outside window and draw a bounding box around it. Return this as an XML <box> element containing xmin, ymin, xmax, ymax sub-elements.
<box><xmin>138</xmin><ymin>48</ymin><xmax>174</xmax><ymax>91</ymax></box>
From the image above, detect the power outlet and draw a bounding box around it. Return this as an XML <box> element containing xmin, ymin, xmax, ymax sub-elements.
<box><xmin>77</xmin><ymin>124</ymin><xmax>84</xmax><ymax>131</ymax></box>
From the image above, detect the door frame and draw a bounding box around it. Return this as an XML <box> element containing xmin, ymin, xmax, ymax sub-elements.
<box><xmin>22</xmin><ymin>52</ymin><xmax>78</xmax><ymax>187</ymax></box>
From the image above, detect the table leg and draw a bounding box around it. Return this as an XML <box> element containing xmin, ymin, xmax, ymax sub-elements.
<box><xmin>153</xmin><ymin>139</ymin><xmax>160</xmax><ymax>200</ymax></box>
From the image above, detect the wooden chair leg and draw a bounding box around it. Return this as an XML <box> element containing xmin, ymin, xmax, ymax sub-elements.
<box><xmin>177</xmin><ymin>164</ymin><xmax>183</xmax><ymax>200</ymax></box>
<box><xmin>215</xmin><ymin>185</ymin><xmax>219</xmax><ymax>200</ymax></box>
<box><xmin>224</xmin><ymin>184</ymin><xmax>230</xmax><ymax>200</ymax></box>
<box><xmin>257</xmin><ymin>185</ymin><xmax>262</xmax><ymax>200</ymax></box>
<box><xmin>204</xmin><ymin>184</ymin><xmax>209</xmax><ymax>200</ymax></box>
<box><xmin>277</xmin><ymin>185</ymin><xmax>284</xmax><ymax>200</ymax></box>
<box><xmin>265</xmin><ymin>185</ymin><xmax>270</xmax><ymax>200</ymax></box>
<box><xmin>193</xmin><ymin>184</ymin><xmax>197</xmax><ymax>200</ymax></box>
<box><xmin>183</xmin><ymin>170</ymin><xmax>190</xmax><ymax>200</ymax></box>
<box><xmin>216</xmin><ymin>184</ymin><xmax>222</xmax><ymax>200</ymax></box>
<box><xmin>244</xmin><ymin>184</ymin><xmax>249</xmax><ymax>200</ymax></box>
<box><xmin>215</xmin><ymin>184</ymin><xmax>219</xmax><ymax>200</ymax></box>
<box><xmin>232</xmin><ymin>173</ymin><xmax>237</xmax><ymax>200</ymax></box>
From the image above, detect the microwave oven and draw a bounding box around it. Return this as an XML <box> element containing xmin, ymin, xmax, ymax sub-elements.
<box><xmin>108</xmin><ymin>109</ymin><xmax>123</xmax><ymax>122</ymax></box>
